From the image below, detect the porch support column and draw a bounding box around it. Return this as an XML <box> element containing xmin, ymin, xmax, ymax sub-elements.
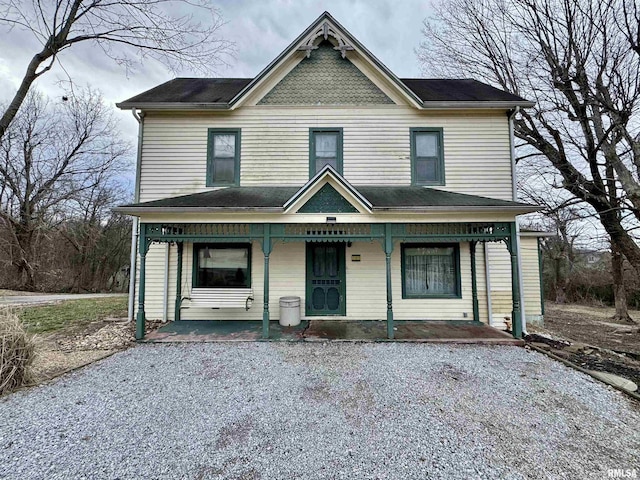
<box><xmin>385</xmin><ymin>223</ymin><xmax>394</xmax><ymax>339</ymax></box>
<box><xmin>135</xmin><ymin>223</ymin><xmax>148</xmax><ymax>340</ymax></box>
<box><xmin>174</xmin><ymin>242</ymin><xmax>183</xmax><ymax>322</ymax></box>
<box><xmin>470</xmin><ymin>241</ymin><xmax>480</xmax><ymax>322</ymax></box>
<box><xmin>262</xmin><ymin>224</ymin><xmax>273</xmax><ymax>339</ymax></box>
<box><xmin>508</xmin><ymin>222</ymin><xmax>523</xmax><ymax>338</ymax></box>
<box><xmin>538</xmin><ymin>237</ymin><xmax>545</xmax><ymax>316</ymax></box>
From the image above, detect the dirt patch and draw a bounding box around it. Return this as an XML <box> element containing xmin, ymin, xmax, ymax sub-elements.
<box><xmin>30</xmin><ymin>319</ymin><xmax>162</xmax><ymax>384</ymax></box>
<box><xmin>539</xmin><ymin>303</ymin><xmax>640</xmax><ymax>355</ymax></box>
<box><xmin>528</xmin><ymin>303</ymin><xmax>640</xmax><ymax>391</ymax></box>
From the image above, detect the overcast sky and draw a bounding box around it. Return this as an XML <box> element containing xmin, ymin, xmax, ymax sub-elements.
<box><xmin>0</xmin><ymin>0</ymin><xmax>432</xmax><ymax>151</ymax></box>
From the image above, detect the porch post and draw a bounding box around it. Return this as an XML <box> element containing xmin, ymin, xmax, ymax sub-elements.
<box><xmin>262</xmin><ymin>224</ymin><xmax>272</xmax><ymax>339</ymax></box>
<box><xmin>538</xmin><ymin>237</ymin><xmax>545</xmax><ymax>315</ymax></box>
<box><xmin>135</xmin><ymin>223</ymin><xmax>148</xmax><ymax>340</ymax></box>
<box><xmin>385</xmin><ymin>223</ymin><xmax>394</xmax><ymax>339</ymax></box>
<box><xmin>470</xmin><ymin>241</ymin><xmax>480</xmax><ymax>322</ymax></box>
<box><xmin>174</xmin><ymin>242</ymin><xmax>183</xmax><ymax>322</ymax></box>
<box><xmin>508</xmin><ymin>222</ymin><xmax>523</xmax><ymax>338</ymax></box>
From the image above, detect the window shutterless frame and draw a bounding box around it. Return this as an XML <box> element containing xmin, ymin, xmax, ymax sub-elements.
<box><xmin>192</xmin><ymin>243</ymin><xmax>252</xmax><ymax>288</ymax></box>
<box><xmin>400</xmin><ymin>242</ymin><xmax>461</xmax><ymax>299</ymax></box>
<box><xmin>309</xmin><ymin>127</ymin><xmax>343</xmax><ymax>178</ymax></box>
<box><xmin>206</xmin><ymin>128</ymin><xmax>241</xmax><ymax>187</ymax></box>
<box><xmin>410</xmin><ymin>127</ymin><xmax>445</xmax><ymax>186</ymax></box>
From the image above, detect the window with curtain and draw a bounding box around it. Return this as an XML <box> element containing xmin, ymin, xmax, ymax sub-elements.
<box><xmin>402</xmin><ymin>244</ymin><xmax>460</xmax><ymax>298</ymax></box>
<box><xmin>194</xmin><ymin>244</ymin><xmax>251</xmax><ymax>288</ymax></box>
<box><xmin>207</xmin><ymin>129</ymin><xmax>240</xmax><ymax>186</ymax></box>
<box><xmin>310</xmin><ymin>128</ymin><xmax>343</xmax><ymax>176</ymax></box>
<box><xmin>411</xmin><ymin>128</ymin><xmax>444</xmax><ymax>185</ymax></box>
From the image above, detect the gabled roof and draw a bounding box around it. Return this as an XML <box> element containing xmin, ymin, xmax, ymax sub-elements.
<box><xmin>116</xmin><ymin>12</ymin><xmax>533</xmax><ymax>110</ymax></box>
<box><xmin>283</xmin><ymin>165</ymin><xmax>373</xmax><ymax>213</ymax></box>
<box><xmin>114</xmin><ymin>185</ymin><xmax>538</xmax><ymax>214</ymax></box>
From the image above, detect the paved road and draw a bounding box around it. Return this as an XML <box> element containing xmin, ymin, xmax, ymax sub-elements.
<box><xmin>1</xmin><ymin>343</ymin><xmax>638</xmax><ymax>479</ymax></box>
<box><xmin>0</xmin><ymin>293</ymin><xmax>126</xmax><ymax>306</ymax></box>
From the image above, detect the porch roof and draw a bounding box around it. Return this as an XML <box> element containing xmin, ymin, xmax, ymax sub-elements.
<box><xmin>115</xmin><ymin>186</ymin><xmax>537</xmax><ymax>214</ymax></box>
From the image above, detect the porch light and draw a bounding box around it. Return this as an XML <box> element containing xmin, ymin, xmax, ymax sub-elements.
<box><xmin>326</xmin><ymin>217</ymin><xmax>337</xmax><ymax>223</ymax></box>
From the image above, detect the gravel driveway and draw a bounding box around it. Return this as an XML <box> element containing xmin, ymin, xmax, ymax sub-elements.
<box><xmin>1</xmin><ymin>343</ymin><xmax>638</xmax><ymax>479</ymax></box>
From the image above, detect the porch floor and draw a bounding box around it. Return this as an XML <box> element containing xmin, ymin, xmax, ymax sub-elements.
<box><xmin>144</xmin><ymin>320</ymin><xmax>523</xmax><ymax>345</ymax></box>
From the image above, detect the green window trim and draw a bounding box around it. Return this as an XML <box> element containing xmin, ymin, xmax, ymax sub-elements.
<box><xmin>410</xmin><ymin>127</ymin><xmax>445</xmax><ymax>186</ymax></box>
<box><xmin>309</xmin><ymin>127</ymin><xmax>343</xmax><ymax>178</ymax></box>
<box><xmin>400</xmin><ymin>242</ymin><xmax>461</xmax><ymax>299</ymax></box>
<box><xmin>192</xmin><ymin>243</ymin><xmax>252</xmax><ymax>288</ymax></box>
<box><xmin>206</xmin><ymin>128</ymin><xmax>241</xmax><ymax>187</ymax></box>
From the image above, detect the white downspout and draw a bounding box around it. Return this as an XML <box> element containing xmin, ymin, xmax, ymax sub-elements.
<box><xmin>509</xmin><ymin>106</ymin><xmax>527</xmax><ymax>334</ymax></box>
<box><xmin>127</xmin><ymin>109</ymin><xmax>144</xmax><ymax>322</ymax></box>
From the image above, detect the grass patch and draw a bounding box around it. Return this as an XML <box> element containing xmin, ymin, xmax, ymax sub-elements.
<box><xmin>19</xmin><ymin>297</ymin><xmax>128</xmax><ymax>334</ymax></box>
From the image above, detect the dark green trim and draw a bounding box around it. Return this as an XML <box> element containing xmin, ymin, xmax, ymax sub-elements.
<box><xmin>309</xmin><ymin>128</ymin><xmax>343</xmax><ymax>178</ymax></box>
<box><xmin>262</xmin><ymin>225</ymin><xmax>272</xmax><ymax>339</ymax></box>
<box><xmin>508</xmin><ymin>223</ymin><xmax>523</xmax><ymax>338</ymax></box>
<box><xmin>385</xmin><ymin>223</ymin><xmax>394</xmax><ymax>339</ymax></box>
<box><xmin>400</xmin><ymin>242</ymin><xmax>462</xmax><ymax>299</ymax></box>
<box><xmin>470</xmin><ymin>241</ymin><xmax>479</xmax><ymax>322</ymax></box>
<box><xmin>191</xmin><ymin>243</ymin><xmax>252</xmax><ymax>288</ymax></box>
<box><xmin>297</xmin><ymin>183</ymin><xmax>359</xmax><ymax>213</ymax></box>
<box><xmin>175</xmin><ymin>242</ymin><xmax>183</xmax><ymax>321</ymax></box>
<box><xmin>410</xmin><ymin>127</ymin><xmax>445</xmax><ymax>186</ymax></box>
<box><xmin>206</xmin><ymin>128</ymin><xmax>241</xmax><ymax>187</ymax></box>
<box><xmin>135</xmin><ymin>223</ymin><xmax>148</xmax><ymax>340</ymax></box>
<box><xmin>538</xmin><ymin>237</ymin><xmax>545</xmax><ymax>315</ymax></box>
<box><xmin>305</xmin><ymin>242</ymin><xmax>346</xmax><ymax>316</ymax></box>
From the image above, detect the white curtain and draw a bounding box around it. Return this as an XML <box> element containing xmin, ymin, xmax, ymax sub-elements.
<box><xmin>405</xmin><ymin>247</ymin><xmax>455</xmax><ymax>295</ymax></box>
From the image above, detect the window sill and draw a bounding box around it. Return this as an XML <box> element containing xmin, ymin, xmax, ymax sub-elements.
<box><xmin>402</xmin><ymin>294</ymin><xmax>462</xmax><ymax>300</ymax></box>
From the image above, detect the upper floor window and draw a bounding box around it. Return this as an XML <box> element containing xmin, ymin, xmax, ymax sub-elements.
<box><xmin>207</xmin><ymin>129</ymin><xmax>240</xmax><ymax>186</ymax></box>
<box><xmin>309</xmin><ymin>128</ymin><xmax>343</xmax><ymax>177</ymax></box>
<box><xmin>410</xmin><ymin>128</ymin><xmax>444</xmax><ymax>186</ymax></box>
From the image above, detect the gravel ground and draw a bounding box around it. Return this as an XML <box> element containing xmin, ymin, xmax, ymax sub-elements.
<box><xmin>1</xmin><ymin>343</ymin><xmax>639</xmax><ymax>479</ymax></box>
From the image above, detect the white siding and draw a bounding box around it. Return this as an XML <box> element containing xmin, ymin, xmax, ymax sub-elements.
<box><xmin>139</xmin><ymin>107</ymin><xmax>513</xmax><ymax>202</ymax></box>
<box><xmin>487</xmin><ymin>237</ymin><xmax>543</xmax><ymax>329</ymax></box>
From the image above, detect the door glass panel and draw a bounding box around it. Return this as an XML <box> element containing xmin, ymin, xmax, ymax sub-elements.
<box><xmin>312</xmin><ymin>287</ymin><xmax>325</xmax><ymax>310</ymax></box>
<box><xmin>313</xmin><ymin>246</ymin><xmax>324</xmax><ymax>277</ymax></box>
<box><xmin>325</xmin><ymin>246</ymin><xmax>337</xmax><ymax>277</ymax></box>
<box><xmin>326</xmin><ymin>287</ymin><xmax>340</xmax><ymax>310</ymax></box>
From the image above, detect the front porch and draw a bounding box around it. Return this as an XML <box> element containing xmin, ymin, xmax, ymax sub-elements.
<box><xmin>134</xmin><ymin>221</ymin><xmax>525</xmax><ymax>341</ymax></box>
<box><xmin>145</xmin><ymin>319</ymin><xmax>523</xmax><ymax>345</ymax></box>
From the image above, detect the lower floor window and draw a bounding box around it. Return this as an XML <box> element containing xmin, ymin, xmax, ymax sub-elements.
<box><xmin>402</xmin><ymin>244</ymin><xmax>460</xmax><ymax>298</ymax></box>
<box><xmin>194</xmin><ymin>244</ymin><xmax>251</xmax><ymax>288</ymax></box>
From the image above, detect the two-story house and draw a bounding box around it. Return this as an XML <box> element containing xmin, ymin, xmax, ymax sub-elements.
<box><xmin>116</xmin><ymin>12</ymin><xmax>544</xmax><ymax>341</ymax></box>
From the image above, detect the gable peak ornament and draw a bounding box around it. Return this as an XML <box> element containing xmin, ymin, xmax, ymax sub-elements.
<box><xmin>297</xmin><ymin>21</ymin><xmax>355</xmax><ymax>59</ymax></box>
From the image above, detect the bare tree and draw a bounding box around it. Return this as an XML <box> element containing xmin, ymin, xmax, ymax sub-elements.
<box><xmin>0</xmin><ymin>0</ymin><xmax>233</xmax><ymax>139</ymax></box>
<box><xmin>418</xmin><ymin>0</ymin><xmax>640</xmax><ymax>279</ymax></box>
<box><xmin>0</xmin><ymin>88</ymin><xmax>129</xmax><ymax>289</ymax></box>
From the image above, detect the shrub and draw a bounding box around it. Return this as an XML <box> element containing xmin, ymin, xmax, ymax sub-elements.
<box><xmin>0</xmin><ymin>308</ymin><xmax>35</xmax><ymax>395</ymax></box>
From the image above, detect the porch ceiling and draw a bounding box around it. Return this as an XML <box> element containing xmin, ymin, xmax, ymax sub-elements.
<box><xmin>115</xmin><ymin>186</ymin><xmax>537</xmax><ymax>214</ymax></box>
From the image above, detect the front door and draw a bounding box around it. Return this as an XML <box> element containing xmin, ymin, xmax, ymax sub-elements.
<box><xmin>306</xmin><ymin>243</ymin><xmax>346</xmax><ymax>316</ymax></box>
